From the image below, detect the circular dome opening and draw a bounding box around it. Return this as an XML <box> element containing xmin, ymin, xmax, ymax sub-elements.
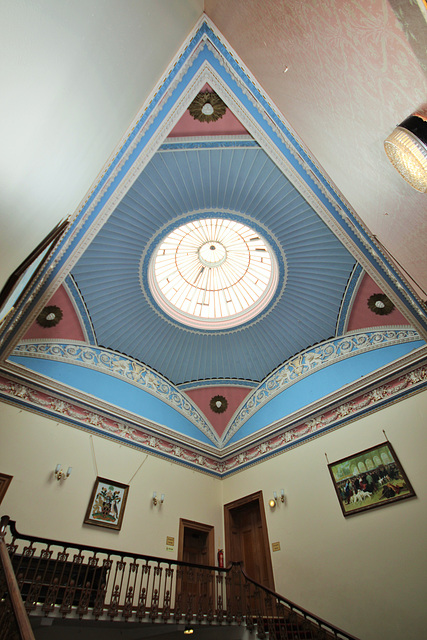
<box><xmin>148</xmin><ymin>218</ymin><xmax>279</xmax><ymax>329</ymax></box>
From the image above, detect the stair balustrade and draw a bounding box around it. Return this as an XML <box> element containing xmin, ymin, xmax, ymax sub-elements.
<box><xmin>1</xmin><ymin>516</ymin><xmax>359</xmax><ymax>640</ymax></box>
<box><xmin>0</xmin><ymin>516</ymin><xmax>35</xmax><ymax>640</ymax></box>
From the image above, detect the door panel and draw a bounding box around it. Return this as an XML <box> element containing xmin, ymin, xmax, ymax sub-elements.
<box><xmin>224</xmin><ymin>491</ymin><xmax>274</xmax><ymax>591</ymax></box>
<box><xmin>177</xmin><ymin>519</ymin><xmax>214</xmax><ymax>614</ymax></box>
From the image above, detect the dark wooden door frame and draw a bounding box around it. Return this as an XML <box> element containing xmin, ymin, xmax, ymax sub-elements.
<box><xmin>177</xmin><ymin>518</ymin><xmax>215</xmax><ymax>566</ymax></box>
<box><xmin>224</xmin><ymin>490</ymin><xmax>275</xmax><ymax>590</ymax></box>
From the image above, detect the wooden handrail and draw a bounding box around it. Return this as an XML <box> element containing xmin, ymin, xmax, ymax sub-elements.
<box><xmin>6</xmin><ymin>518</ymin><xmax>228</xmax><ymax>574</ymax></box>
<box><xmin>0</xmin><ymin>516</ymin><xmax>35</xmax><ymax>640</ymax></box>
<box><xmin>2</xmin><ymin>517</ymin><xmax>360</xmax><ymax>640</ymax></box>
<box><xmin>237</xmin><ymin>562</ymin><xmax>361</xmax><ymax>640</ymax></box>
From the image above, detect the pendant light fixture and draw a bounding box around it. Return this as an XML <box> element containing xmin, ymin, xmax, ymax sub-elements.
<box><xmin>384</xmin><ymin>107</ymin><xmax>427</xmax><ymax>193</ymax></box>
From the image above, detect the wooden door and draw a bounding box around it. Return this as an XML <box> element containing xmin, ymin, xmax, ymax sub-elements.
<box><xmin>224</xmin><ymin>491</ymin><xmax>274</xmax><ymax>590</ymax></box>
<box><xmin>182</xmin><ymin>527</ymin><xmax>209</xmax><ymax>565</ymax></box>
<box><xmin>177</xmin><ymin>519</ymin><xmax>214</xmax><ymax>615</ymax></box>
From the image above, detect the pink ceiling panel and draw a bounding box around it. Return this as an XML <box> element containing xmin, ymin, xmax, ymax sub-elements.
<box><xmin>168</xmin><ymin>84</ymin><xmax>248</xmax><ymax>137</ymax></box>
<box><xmin>347</xmin><ymin>274</ymin><xmax>410</xmax><ymax>332</ymax></box>
<box><xmin>23</xmin><ymin>285</ymin><xmax>86</xmax><ymax>342</ymax></box>
<box><xmin>185</xmin><ymin>385</ymin><xmax>251</xmax><ymax>437</ymax></box>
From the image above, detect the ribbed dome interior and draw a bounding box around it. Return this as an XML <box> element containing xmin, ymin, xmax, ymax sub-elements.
<box><xmin>71</xmin><ymin>141</ymin><xmax>356</xmax><ymax>384</ymax></box>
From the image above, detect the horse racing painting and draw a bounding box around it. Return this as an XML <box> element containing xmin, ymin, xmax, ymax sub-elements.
<box><xmin>84</xmin><ymin>477</ymin><xmax>129</xmax><ymax>530</ymax></box>
<box><xmin>328</xmin><ymin>441</ymin><xmax>416</xmax><ymax>517</ymax></box>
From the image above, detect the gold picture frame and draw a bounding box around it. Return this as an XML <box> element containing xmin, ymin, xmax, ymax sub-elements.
<box><xmin>328</xmin><ymin>441</ymin><xmax>416</xmax><ymax>517</ymax></box>
<box><xmin>84</xmin><ymin>477</ymin><xmax>129</xmax><ymax>531</ymax></box>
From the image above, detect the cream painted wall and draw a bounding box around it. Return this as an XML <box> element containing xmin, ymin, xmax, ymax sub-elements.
<box><xmin>1</xmin><ymin>392</ymin><xmax>426</xmax><ymax>639</ymax></box>
<box><xmin>222</xmin><ymin>391</ymin><xmax>427</xmax><ymax>640</ymax></box>
<box><xmin>0</xmin><ymin>402</ymin><xmax>223</xmax><ymax>558</ymax></box>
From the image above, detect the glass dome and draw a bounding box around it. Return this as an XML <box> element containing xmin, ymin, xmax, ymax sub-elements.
<box><xmin>149</xmin><ymin>218</ymin><xmax>279</xmax><ymax>329</ymax></box>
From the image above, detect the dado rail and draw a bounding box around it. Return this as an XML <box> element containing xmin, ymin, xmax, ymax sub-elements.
<box><xmin>0</xmin><ymin>516</ymin><xmax>359</xmax><ymax>640</ymax></box>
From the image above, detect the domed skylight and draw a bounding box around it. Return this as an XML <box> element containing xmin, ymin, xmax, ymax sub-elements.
<box><xmin>149</xmin><ymin>218</ymin><xmax>278</xmax><ymax>329</ymax></box>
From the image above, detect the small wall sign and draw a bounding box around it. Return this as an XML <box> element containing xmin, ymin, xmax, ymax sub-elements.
<box><xmin>166</xmin><ymin>536</ymin><xmax>175</xmax><ymax>546</ymax></box>
<box><xmin>272</xmin><ymin>541</ymin><xmax>281</xmax><ymax>552</ymax></box>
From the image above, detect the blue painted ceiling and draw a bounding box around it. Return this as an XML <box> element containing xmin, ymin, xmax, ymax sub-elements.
<box><xmin>1</xmin><ymin>17</ymin><xmax>425</xmax><ymax>459</ymax></box>
<box><xmin>71</xmin><ymin>139</ymin><xmax>356</xmax><ymax>384</ymax></box>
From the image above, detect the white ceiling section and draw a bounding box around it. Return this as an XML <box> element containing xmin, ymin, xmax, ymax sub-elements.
<box><xmin>0</xmin><ymin>0</ymin><xmax>203</xmax><ymax>289</ymax></box>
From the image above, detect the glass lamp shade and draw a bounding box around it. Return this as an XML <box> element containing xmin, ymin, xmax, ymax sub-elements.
<box><xmin>384</xmin><ymin>111</ymin><xmax>427</xmax><ymax>193</ymax></box>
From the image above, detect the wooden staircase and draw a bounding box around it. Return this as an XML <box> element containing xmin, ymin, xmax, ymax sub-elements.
<box><xmin>1</xmin><ymin>515</ymin><xmax>359</xmax><ymax>640</ymax></box>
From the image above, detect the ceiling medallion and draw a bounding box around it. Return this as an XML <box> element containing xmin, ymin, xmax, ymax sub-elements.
<box><xmin>210</xmin><ymin>395</ymin><xmax>228</xmax><ymax>414</ymax></box>
<box><xmin>188</xmin><ymin>91</ymin><xmax>227</xmax><ymax>123</ymax></box>
<box><xmin>36</xmin><ymin>305</ymin><xmax>63</xmax><ymax>328</ymax></box>
<box><xmin>367</xmin><ymin>294</ymin><xmax>395</xmax><ymax>316</ymax></box>
<box><xmin>149</xmin><ymin>218</ymin><xmax>279</xmax><ymax>330</ymax></box>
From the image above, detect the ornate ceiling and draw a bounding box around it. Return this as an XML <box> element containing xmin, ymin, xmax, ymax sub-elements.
<box><xmin>0</xmin><ymin>10</ymin><xmax>426</xmax><ymax>475</ymax></box>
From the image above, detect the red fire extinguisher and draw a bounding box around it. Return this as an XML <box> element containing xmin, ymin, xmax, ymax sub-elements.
<box><xmin>217</xmin><ymin>548</ymin><xmax>224</xmax><ymax>568</ymax></box>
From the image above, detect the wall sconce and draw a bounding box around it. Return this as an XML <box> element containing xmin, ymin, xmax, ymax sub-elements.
<box><xmin>54</xmin><ymin>464</ymin><xmax>72</xmax><ymax>481</ymax></box>
<box><xmin>152</xmin><ymin>492</ymin><xmax>165</xmax><ymax>506</ymax></box>
<box><xmin>384</xmin><ymin>107</ymin><xmax>427</xmax><ymax>192</ymax></box>
<box><xmin>269</xmin><ymin>489</ymin><xmax>285</xmax><ymax>509</ymax></box>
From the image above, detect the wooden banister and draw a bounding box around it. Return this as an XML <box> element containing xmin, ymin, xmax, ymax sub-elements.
<box><xmin>0</xmin><ymin>516</ymin><xmax>35</xmax><ymax>640</ymax></box>
<box><xmin>2</xmin><ymin>517</ymin><xmax>360</xmax><ymax>640</ymax></box>
<box><xmin>237</xmin><ymin>562</ymin><xmax>361</xmax><ymax>640</ymax></box>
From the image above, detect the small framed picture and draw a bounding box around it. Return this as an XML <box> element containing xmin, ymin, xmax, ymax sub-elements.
<box><xmin>328</xmin><ymin>441</ymin><xmax>416</xmax><ymax>517</ymax></box>
<box><xmin>84</xmin><ymin>477</ymin><xmax>129</xmax><ymax>530</ymax></box>
<box><xmin>0</xmin><ymin>473</ymin><xmax>13</xmax><ymax>504</ymax></box>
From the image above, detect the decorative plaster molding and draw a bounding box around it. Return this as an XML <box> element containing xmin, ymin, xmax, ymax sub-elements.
<box><xmin>335</xmin><ymin>264</ymin><xmax>364</xmax><ymax>336</ymax></box>
<box><xmin>220</xmin><ymin>364</ymin><xmax>427</xmax><ymax>476</ymax></box>
<box><xmin>222</xmin><ymin>329</ymin><xmax>421</xmax><ymax>443</ymax></box>
<box><xmin>0</xmin><ymin>362</ymin><xmax>426</xmax><ymax>477</ymax></box>
<box><xmin>12</xmin><ymin>327</ymin><xmax>421</xmax><ymax>448</ymax></box>
<box><xmin>0</xmin><ymin>374</ymin><xmax>222</xmax><ymax>476</ymax></box>
<box><xmin>12</xmin><ymin>341</ymin><xmax>219</xmax><ymax>446</ymax></box>
<box><xmin>159</xmin><ymin>136</ymin><xmax>258</xmax><ymax>151</ymax></box>
<box><xmin>178</xmin><ymin>379</ymin><xmax>257</xmax><ymax>390</ymax></box>
<box><xmin>63</xmin><ymin>275</ymin><xmax>97</xmax><ymax>345</ymax></box>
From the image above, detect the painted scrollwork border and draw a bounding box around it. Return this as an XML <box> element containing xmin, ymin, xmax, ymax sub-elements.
<box><xmin>11</xmin><ymin>341</ymin><xmax>219</xmax><ymax>446</ymax></box>
<box><xmin>12</xmin><ymin>327</ymin><xmax>421</xmax><ymax>446</ymax></box>
<box><xmin>223</xmin><ymin>328</ymin><xmax>421</xmax><ymax>443</ymax></box>
<box><xmin>0</xmin><ymin>362</ymin><xmax>426</xmax><ymax>477</ymax></box>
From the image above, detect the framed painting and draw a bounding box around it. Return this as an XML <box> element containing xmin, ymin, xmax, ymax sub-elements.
<box><xmin>0</xmin><ymin>218</ymin><xmax>68</xmax><ymax>325</ymax></box>
<box><xmin>0</xmin><ymin>473</ymin><xmax>13</xmax><ymax>504</ymax></box>
<box><xmin>84</xmin><ymin>477</ymin><xmax>129</xmax><ymax>530</ymax></box>
<box><xmin>328</xmin><ymin>441</ymin><xmax>416</xmax><ymax>517</ymax></box>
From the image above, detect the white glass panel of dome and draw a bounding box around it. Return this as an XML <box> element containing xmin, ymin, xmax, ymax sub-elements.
<box><xmin>149</xmin><ymin>218</ymin><xmax>279</xmax><ymax>330</ymax></box>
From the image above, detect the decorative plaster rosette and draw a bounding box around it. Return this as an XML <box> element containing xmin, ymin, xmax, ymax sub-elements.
<box><xmin>210</xmin><ymin>395</ymin><xmax>228</xmax><ymax>413</ymax></box>
<box><xmin>36</xmin><ymin>306</ymin><xmax>63</xmax><ymax>328</ymax></box>
<box><xmin>367</xmin><ymin>294</ymin><xmax>394</xmax><ymax>316</ymax></box>
<box><xmin>188</xmin><ymin>91</ymin><xmax>227</xmax><ymax>123</ymax></box>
